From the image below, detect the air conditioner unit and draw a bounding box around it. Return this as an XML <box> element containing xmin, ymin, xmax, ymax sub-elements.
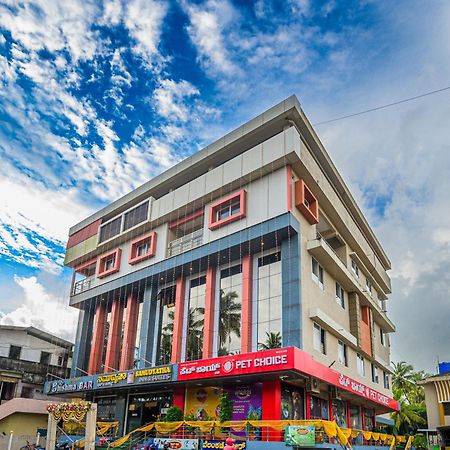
<box><xmin>329</xmin><ymin>386</ymin><xmax>342</xmax><ymax>400</ymax></box>
<box><xmin>307</xmin><ymin>377</ymin><xmax>321</xmax><ymax>394</ymax></box>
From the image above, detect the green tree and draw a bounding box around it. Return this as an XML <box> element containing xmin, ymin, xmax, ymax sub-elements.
<box><xmin>258</xmin><ymin>331</ymin><xmax>282</xmax><ymax>350</ymax></box>
<box><xmin>218</xmin><ymin>290</ymin><xmax>241</xmax><ymax>353</ymax></box>
<box><xmin>391</xmin><ymin>397</ymin><xmax>426</xmax><ymax>434</ymax></box>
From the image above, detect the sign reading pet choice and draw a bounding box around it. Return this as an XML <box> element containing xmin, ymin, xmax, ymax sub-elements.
<box><xmin>45</xmin><ymin>365</ymin><xmax>173</xmax><ymax>394</ymax></box>
<box><xmin>178</xmin><ymin>348</ymin><xmax>293</xmax><ymax>380</ymax></box>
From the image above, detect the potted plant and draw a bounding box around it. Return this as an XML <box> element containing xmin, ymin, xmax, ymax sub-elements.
<box><xmin>164</xmin><ymin>406</ymin><xmax>183</xmax><ymax>438</ymax></box>
<box><xmin>184</xmin><ymin>413</ymin><xmax>196</xmax><ymax>439</ymax></box>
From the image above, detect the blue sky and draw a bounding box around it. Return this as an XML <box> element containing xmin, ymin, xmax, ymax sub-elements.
<box><xmin>1</xmin><ymin>0</ymin><xmax>450</xmax><ymax>372</ymax></box>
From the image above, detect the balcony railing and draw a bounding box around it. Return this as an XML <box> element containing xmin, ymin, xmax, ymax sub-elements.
<box><xmin>73</xmin><ymin>276</ymin><xmax>93</xmax><ymax>295</ymax></box>
<box><xmin>168</xmin><ymin>229</ymin><xmax>203</xmax><ymax>257</ymax></box>
<box><xmin>316</xmin><ymin>232</ymin><xmax>347</xmax><ymax>266</ymax></box>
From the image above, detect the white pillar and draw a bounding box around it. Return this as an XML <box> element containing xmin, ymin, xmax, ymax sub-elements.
<box><xmin>36</xmin><ymin>432</ymin><xmax>41</xmax><ymax>447</ymax></box>
<box><xmin>85</xmin><ymin>403</ymin><xmax>98</xmax><ymax>450</ymax></box>
<box><xmin>45</xmin><ymin>414</ymin><xmax>57</xmax><ymax>450</ymax></box>
<box><xmin>7</xmin><ymin>431</ymin><xmax>13</xmax><ymax>450</ymax></box>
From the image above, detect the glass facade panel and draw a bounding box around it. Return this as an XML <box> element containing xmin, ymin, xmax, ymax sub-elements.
<box><xmin>186</xmin><ymin>276</ymin><xmax>206</xmax><ymax>361</ymax></box>
<box><xmin>256</xmin><ymin>251</ymin><xmax>282</xmax><ymax>350</ymax></box>
<box><xmin>310</xmin><ymin>396</ymin><xmax>329</xmax><ymax>420</ymax></box>
<box><xmin>99</xmin><ymin>217</ymin><xmax>121</xmax><ymax>243</ymax></box>
<box><xmin>123</xmin><ymin>202</ymin><xmax>149</xmax><ymax>231</ymax></box>
<box><xmin>219</xmin><ymin>265</ymin><xmax>242</xmax><ymax>356</ymax></box>
<box><xmin>157</xmin><ymin>286</ymin><xmax>176</xmax><ymax>365</ymax></box>
<box><xmin>332</xmin><ymin>399</ymin><xmax>348</xmax><ymax>427</ymax></box>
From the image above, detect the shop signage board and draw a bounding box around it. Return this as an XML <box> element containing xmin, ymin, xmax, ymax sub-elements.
<box><xmin>45</xmin><ymin>365</ymin><xmax>173</xmax><ymax>395</ymax></box>
<box><xmin>285</xmin><ymin>426</ymin><xmax>315</xmax><ymax>446</ymax></box>
<box><xmin>178</xmin><ymin>347</ymin><xmax>399</xmax><ymax>411</ymax></box>
<box><xmin>153</xmin><ymin>438</ymin><xmax>199</xmax><ymax>449</ymax></box>
<box><xmin>201</xmin><ymin>440</ymin><xmax>246</xmax><ymax>450</ymax></box>
<box><xmin>179</xmin><ymin>348</ymin><xmax>294</xmax><ymax>381</ymax></box>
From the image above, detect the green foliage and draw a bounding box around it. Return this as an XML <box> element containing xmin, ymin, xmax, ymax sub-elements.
<box><xmin>258</xmin><ymin>331</ymin><xmax>282</xmax><ymax>350</ymax></box>
<box><xmin>218</xmin><ymin>393</ymin><xmax>233</xmax><ymax>423</ymax></box>
<box><xmin>390</xmin><ymin>361</ymin><xmax>430</xmax><ymax>434</ymax></box>
<box><xmin>164</xmin><ymin>406</ymin><xmax>183</xmax><ymax>422</ymax></box>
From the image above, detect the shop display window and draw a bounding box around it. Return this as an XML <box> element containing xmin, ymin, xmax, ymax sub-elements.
<box><xmin>310</xmin><ymin>395</ymin><xmax>329</xmax><ymax>420</ymax></box>
<box><xmin>95</xmin><ymin>396</ymin><xmax>117</xmax><ymax>421</ymax></box>
<box><xmin>127</xmin><ymin>393</ymin><xmax>172</xmax><ymax>433</ymax></box>
<box><xmin>332</xmin><ymin>399</ymin><xmax>348</xmax><ymax>428</ymax></box>
<box><xmin>281</xmin><ymin>384</ymin><xmax>305</xmax><ymax>420</ymax></box>
<box><xmin>364</xmin><ymin>408</ymin><xmax>375</xmax><ymax>431</ymax></box>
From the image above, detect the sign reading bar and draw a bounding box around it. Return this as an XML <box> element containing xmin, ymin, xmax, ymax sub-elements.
<box><xmin>45</xmin><ymin>365</ymin><xmax>173</xmax><ymax>395</ymax></box>
<box><xmin>178</xmin><ymin>348</ymin><xmax>294</xmax><ymax>381</ymax></box>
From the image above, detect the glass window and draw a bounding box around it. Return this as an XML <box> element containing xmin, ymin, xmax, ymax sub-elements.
<box><xmin>40</xmin><ymin>351</ymin><xmax>51</xmax><ymax>365</ymax></box>
<box><xmin>310</xmin><ymin>396</ymin><xmax>329</xmax><ymax>420</ymax></box>
<box><xmin>104</xmin><ymin>255</ymin><xmax>115</xmax><ymax>271</ymax></box>
<box><xmin>157</xmin><ymin>285</ymin><xmax>176</xmax><ymax>364</ymax></box>
<box><xmin>335</xmin><ymin>283</ymin><xmax>345</xmax><ymax>308</ymax></box>
<box><xmin>186</xmin><ymin>276</ymin><xmax>206</xmax><ymax>361</ymax></box>
<box><xmin>443</xmin><ymin>402</ymin><xmax>450</xmax><ymax>416</ymax></box>
<box><xmin>364</xmin><ymin>409</ymin><xmax>375</xmax><ymax>431</ymax></box>
<box><xmin>383</xmin><ymin>372</ymin><xmax>390</xmax><ymax>389</ymax></box>
<box><xmin>256</xmin><ymin>252</ymin><xmax>282</xmax><ymax>350</ymax></box>
<box><xmin>123</xmin><ymin>202</ymin><xmax>149</xmax><ymax>231</ymax></box>
<box><xmin>313</xmin><ymin>323</ymin><xmax>326</xmax><ymax>354</ymax></box>
<box><xmin>332</xmin><ymin>399</ymin><xmax>348</xmax><ymax>427</ymax></box>
<box><xmin>99</xmin><ymin>217</ymin><xmax>122</xmax><ymax>243</ymax></box>
<box><xmin>380</xmin><ymin>329</ymin><xmax>386</xmax><ymax>346</ymax></box>
<box><xmin>218</xmin><ymin>265</ymin><xmax>242</xmax><ymax>356</ymax></box>
<box><xmin>96</xmin><ymin>396</ymin><xmax>117</xmax><ymax>421</ymax></box>
<box><xmin>9</xmin><ymin>345</ymin><xmax>21</xmax><ymax>359</ymax></box>
<box><xmin>349</xmin><ymin>404</ymin><xmax>361</xmax><ymax>429</ymax></box>
<box><xmin>371</xmin><ymin>364</ymin><xmax>379</xmax><ymax>383</ymax></box>
<box><xmin>312</xmin><ymin>258</ymin><xmax>324</xmax><ymax>290</ymax></box>
<box><xmin>338</xmin><ymin>340</ymin><xmax>348</xmax><ymax>366</ymax></box>
<box><xmin>357</xmin><ymin>353</ymin><xmax>365</xmax><ymax>376</ymax></box>
<box><xmin>351</xmin><ymin>260</ymin><xmax>359</xmax><ymax>277</ymax></box>
<box><xmin>366</xmin><ymin>278</ymin><xmax>372</xmax><ymax>296</ymax></box>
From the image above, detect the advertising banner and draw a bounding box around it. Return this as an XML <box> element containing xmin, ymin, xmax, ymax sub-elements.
<box><xmin>45</xmin><ymin>365</ymin><xmax>173</xmax><ymax>395</ymax></box>
<box><xmin>185</xmin><ymin>387</ymin><xmax>222</xmax><ymax>420</ymax></box>
<box><xmin>281</xmin><ymin>385</ymin><xmax>304</xmax><ymax>420</ymax></box>
<box><xmin>179</xmin><ymin>348</ymin><xmax>294</xmax><ymax>381</ymax></box>
<box><xmin>285</xmin><ymin>426</ymin><xmax>315</xmax><ymax>446</ymax></box>
<box><xmin>223</xmin><ymin>383</ymin><xmax>262</xmax><ymax>420</ymax></box>
<box><xmin>153</xmin><ymin>438</ymin><xmax>199</xmax><ymax>449</ymax></box>
<box><xmin>201</xmin><ymin>440</ymin><xmax>246</xmax><ymax>450</ymax></box>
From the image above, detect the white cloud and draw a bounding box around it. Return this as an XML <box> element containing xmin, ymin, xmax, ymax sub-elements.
<box><xmin>183</xmin><ymin>0</ymin><xmax>239</xmax><ymax>76</ymax></box>
<box><xmin>124</xmin><ymin>0</ymin><xmax>167</xmax><ymax>63</ymax></box>
<box><xmin>154</xmin><ymin>79</ymin><xmax>199</xmax><ymax>121</ymax></box>
<box><xmin>0</xmin><ymin>275</ymin><xmax>78</xmax><ymax>342</ymax></box>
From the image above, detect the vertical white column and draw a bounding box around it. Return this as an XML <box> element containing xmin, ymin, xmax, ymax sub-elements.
<box><xmin>85</xmin><ymin>403</ymin><xmax>98</xmax><ymax>450</ymax></box>
<box><xmin>45</xmin><ymin>415</ymin><xmax>57</xmax><ymax>450</ymax></box>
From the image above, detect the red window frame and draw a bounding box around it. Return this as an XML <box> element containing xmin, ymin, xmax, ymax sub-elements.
<box><xmin>128</xmin><ymin>232</ymin><xmax>157</xmax><ymax>265</ymax></box>
<box><xmin>97</xmin><ymin>248</ymin><xmax>122</xmax><ymax>279</ymax></box>
<box><xmin>208</xmin><ymin>189</ymin><xmax>247</xmax><ymax>230</ymax></box>
<box><xmin>295</xmin><ymin>180</ymin><xmax>319</xmax><ymax>224</ymax></box>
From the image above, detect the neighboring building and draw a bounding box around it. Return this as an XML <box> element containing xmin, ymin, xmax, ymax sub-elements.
<box><xmin>419</xmin><ymin>365</ymin><xmax>450</xmax><ymax>449</ymax></box>
<box><xmin>0</xmin><ymin>325</ymin><xmax>73</xmax><ymax>435</ymax></box>
<box><xmin>46</xmin><ymin>96</ymin><xmax>397</xmax><ymax>436</ymax></box>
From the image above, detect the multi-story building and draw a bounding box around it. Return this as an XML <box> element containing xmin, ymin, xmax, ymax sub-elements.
<box><xmin>0</xmin><ymin>325</ymin><xmax>72</xmax><ymax>435</ymax></box>
<box><xmin>46</xmin><ymin>96</ymin><xmax>397</xmax><ymax>437</ymax></box>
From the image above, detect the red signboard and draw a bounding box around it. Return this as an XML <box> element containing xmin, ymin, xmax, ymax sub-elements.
<box><xmin>178</xmin><ymin>347</ymin><xmax>398</xmax><ymax>411</ymax></box>
<box><xmin>178</xmin><ymin>348</ymin><xmax>295</xmax><ymax>380</ymax></box>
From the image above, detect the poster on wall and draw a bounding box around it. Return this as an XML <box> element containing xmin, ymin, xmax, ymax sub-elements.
<box><xmin>185</xmin><ymin>387</ymin><xmax>221</xmax><ymax>420</ymax></box>
<box><xmin>281</xmin><ymin>384</ymin><xmax>304</xmax><ymax>420</ymax></box>
<box><xmin>224</xmin><ymin>383</ymin><xmax>262</xmax><ymax>420</ymax></box>
<box><xmin>153</xmin><ymin>438</ymin><xmax>199</xmax><ymax>449</ymax></box>
<box><xmin>285</xmin><ymin>426</ymin><xmax>315</xmax><ymax>446</ymax></box>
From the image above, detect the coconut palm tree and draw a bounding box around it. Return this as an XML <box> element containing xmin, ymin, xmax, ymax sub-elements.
<box><xmin>392</xmin><ymin>361</ymin><xmax>415</xmax><ymax>394</ymax></box>
<box><xmin>218</xmin><ymin>289</ymin><xmax>242</xmax><ymax>353</ymax></box>
<box><xmin>258</xmin><ymin>331</ymin><xmax>282</xmax><ymax>350</ymax></box>
<box><xmin>391</xmin><ymin>397</ymin><xmax>426</xmax><ymax>434</ymax></box>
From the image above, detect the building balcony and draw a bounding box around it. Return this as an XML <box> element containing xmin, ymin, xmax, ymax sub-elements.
<box><xmin>0</xmin><ymin>356</ymin><xmax>71</xmax><ymax>385</ymax></box>
<box><xmin>72</xmin><ymin>276</ymin><xmax>94</xmax><ymax>295</ymax></box>
<box><xmin>307</xmin><ymin>236</ymin><xmax>395</xmax><ymax>332</ymax></box>
<box><xmin>167</xmin><ymin>228</ymin><xmax>203</xmax><ymax>257</ymax></box>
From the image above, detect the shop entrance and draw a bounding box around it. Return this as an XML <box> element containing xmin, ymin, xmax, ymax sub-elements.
<box><xmin>126</xmin><ymin>392</ymin><xmax>172</xmax><ymax>433</ymax></box>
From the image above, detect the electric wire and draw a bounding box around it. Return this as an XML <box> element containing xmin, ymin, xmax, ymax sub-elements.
<box><xmin>313</xmin><ymin>85</ymin><xmax>450</xmax><ymax>126</ymax></box>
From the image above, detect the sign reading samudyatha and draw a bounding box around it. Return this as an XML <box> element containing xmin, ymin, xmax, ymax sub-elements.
<box><xmin>45</xmin><ymin>365</ymin><xmax>173</xmax><ymax>394</ymax></box>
